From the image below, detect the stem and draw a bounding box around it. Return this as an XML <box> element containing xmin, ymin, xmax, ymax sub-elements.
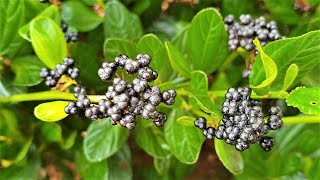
<box><xmin>282</xmin><ymin>115</ymin><xmax>320</xmax><ymax>124</ymax></box>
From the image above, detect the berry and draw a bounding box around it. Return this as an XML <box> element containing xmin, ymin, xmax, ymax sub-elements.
<box><xmin>260</xmin><ymin>137</ymin><xmax>274</xmax><ymax>151</ymax></box>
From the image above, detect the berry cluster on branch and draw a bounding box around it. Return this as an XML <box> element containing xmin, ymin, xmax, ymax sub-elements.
<box><xmin>195</xmin><ymin>87</ymin><xmax>283</xmax><ymax>151</ymax></box>
<box><xmin>61</xmin><ymin>23</ymin><xmax>78</xmax><ymax>43</ymax></box>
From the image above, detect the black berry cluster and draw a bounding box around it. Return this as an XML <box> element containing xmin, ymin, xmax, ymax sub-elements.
<box><xmin>39</xmin><ymin>0</ymin><xmax>49</xmax><ymax>3</ymax></box>
<box><xmin>40</xmin><ymin>58</ymin><xmax>79</xmax><ymax>87</ymax></box>
<box><xmin>65</xmin><ymin>54</ymin><xmax>176</xmax><ymax>130</ymax></box>
<box><xmin>61</xmin><ymin>23</ymin><xmax>78</xmax><ymax>43</ymax></box>
<box><xmin>224</xmin><ymin>14</ymin><xmax>284</xmax><ymax>52</ymax></box>
<box><xmin>195</xmin><ymin>87</ymin><xmax>283</xmax><ymax>152</ymax></box>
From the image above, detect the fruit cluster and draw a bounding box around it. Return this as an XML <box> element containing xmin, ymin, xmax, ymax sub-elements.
<box><xmin>224</xmin><ymin>14</ymin><xmax>284</xmax><ymax>52</ymax></box>
<box><xmin>195</xmin><ymin>87</ymin><xmax>283</xmax><ymax>151</ymax></box>
<box><xmin>64</xmin><ymin>54</ymin><xmax>176</xmax><ymax>129</ymax></box>
<box><xmin>40</xmin><ymin>58</ymin><xmax>79</xmax><ymax>87</ymax></box>
<box><xmin>61</xmin><ymin>23</ymin><xmax>78</xmax><ymax>43</ymax></box>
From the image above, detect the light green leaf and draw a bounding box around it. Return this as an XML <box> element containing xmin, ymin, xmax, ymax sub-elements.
<box><xmin>60</xmin><ymin>130</ymin><xmax>77</xmax><ymax>150</ymax></box>
<box><xmin>30</xmin><ymin>17</ymin><xmax>67</xmax><ymax>69</ymax></box>
<box><xmin>104</xmin><ymin>1</ymin><xmax>143</xmax><ymax>40</ymax></box>
<box><xmin>250</xmin><ymin>38</ymin><xmax>278</xmax><ymax>95</ymax></box>
<box><xmin>286</xmin><ymin>87</ymin><xmax>320</xmax><ymax>116</ymax></box>
<box><xmin>34</xmin><ymin>101</ymin><xmax>69</xmax><ymax>122</ymax></box>
<box><xmin>134</xmin><ymin>120</ymin><xmax>170</xmax><ymax>158</ymax></box>
<box><xmin>103</xmin><ymin>38</ymin><xmax>137</xmax><ymax>61</ymax></box>
<box><xmin>15</xmin><ymin>137</ymin><xmax>33</xmax><ymax>163</ymax></box>
<box><xmin>282</xmin><ymin>64</ymin><xmax>299</xmax><ymax>91</ymax></box>
<box><xmin>173</xmin><ymin>8</ymin><xmax>228</xmax><ymax>74</ymax></box>
<box><xmin>137</xmin><ymin>34</ymin><xmax>174</xmax><ymax>83</ymax></box>
<box><xmin>154</xmin><ymin>156</ymin><xmax>171</xmax><ymax>175</ymax></box>
<box><xmin>177</xmin><ymin>116</ymin><xmax>195</xmax><ymax>127</ymax></box>
<box><xmin>165</xmin><ymin>42</ymin><xmax>191</xmax><ymax>77</ymax></box>
<box><xmin>215</xmin><ymin>140</ymin><xmax>244</xmax><ymax>175</ymax></box>
<box><xmin>164</xmin><ymin>109</ymin><xmax>205</xmax><ymax>164</ymax></box>
<box><xmin>61</xmin><ymin>0</ymin><xmax>103</xmax><ymax>32</ymax></box>
<box><xmin>84</xmin><ymin>120</ymin><xmax>129</xmax><ymax>162</ymax></box>
<box><xmin>40</xmin><ymin>123</ymin><xmax>62</xmax><ymax>143</ymax></box>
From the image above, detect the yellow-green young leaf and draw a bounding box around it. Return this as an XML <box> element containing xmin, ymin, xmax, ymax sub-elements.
<box><xmin>251</xmin><ymin>39</ymin><xmax>277</xmax><ymax>95</ymax></box>
<box><xmin>34</xmin><ymin>101</ymin><xmax>69</xmax><ymax>122</ymax></box>
<box><xmin>30</xmin><ymin>17</ymin><xmax>67</xmax><ymax>69</ymax></box>
<box><xmin>177</xmin><ymin>116</ymin><xmax>195</xmax><ymax>127</ymax></box>
<box><xmin>286</xmin><ymin>87</ymin><xmax>320</xmax><ymax>116</ymax></box>
<box><xmin>215</xmin><ymin>140</ymin><xmax>244</xmax><ymax>175</ymax></box>
<box><xmin>282</xmin><ymin>64</ymin><xmax>299</xmax><ymax>91</ymax></box>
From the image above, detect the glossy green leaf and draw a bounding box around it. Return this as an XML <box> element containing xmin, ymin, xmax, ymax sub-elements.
<box><xmin>164</xmin><ymin>109</ymin><xmax>205</xmax><ymax>164</ymax></box>
<box><xmin>108</xmin><ymin>144</ymin><xmax>132</xmax><ymax>180</ymax></box>
<box><xmin>250</xmin><ymin>30</ymin><xmax>320</xmax><ymax>91</ymax></box>
<box><xmin>61</xmin><ymin>0</ymin><xmax>103</xmax><ymax>32</ymax></box>
<box><xmin>282</xmin><ymin>64</ymin><xmax>299</xmax><ymax>91</ymax></box>
<box><xmin>173</xmin><ymin>8</ymin><xmax>228</xmax><ymax>74</ymax></box>
<box><xmin>286</xmin><ymin>87</ymin><xmax>320</xmax><ymax>115</ymax></box>
<box><xmin>215</xmin><ymin>140</ymin><xmax>244</xmax><ymax>175</ymax></box>
<box><xmin>250</xmin><ymin>39</ymin><xmax>277</xmax><ymax>95</ymax></box>
<box><xmin>134</xmin><ymin>120</ymin><xmax>170</xmax><ymax>158</ymax></box>
<box><xmin>84</xmin><ymin>120</ymin><xmax>129</xmax><ymax>162</ymax></box>
<box><xmin>137</xmin><ymin>34</ymin><xmax>174</xmax><ymax>83</ymax></box>
<box><xmin>76</xmin><ymin>149</ymin><xmax>109</xmax><ymax>180</ymax></box>
<box><xmin>11</xmin><ymin>56</ymin><xmax>44</xmax><ymax>86</ymax></box>
<box><xmin>30</xmin><ymin>17</ymin><xmax>67</xmax><ymax>69</ymax></box>
<box><xmin>165</xmin><ymin>42</ymin><xmax>191</xmax><ymax>77</ymax></box>
<box><xmin>177</xmin><ymin>116</ymin><xmax>195</xmax><ymax>127</ymax></box>
<box><xmin>19</xmin><ymin>5</ymin><xmax>60</xmax><ymax>42</ymax></box>
<box><xmin>264</xmin><ymin>0</ymin><xmax>301</xmax><ymax>25</ymax></box>
<box><xmin>104</xmin><ymin>1</ymin><xmax>143</xmax><ymax>40</ymax></box>
<box><xmin>40</xmin><ymin>123</ymin><xmax>62</xmax><ymax>143</ymax></box>
<box><xmin>34</xmin><ymin>101</ymin><xmax>69</xmax><ymax>122</ymax></box>
<box><xmin>0</xmin><ymin>0</ymin><xmax>25</xmax><ymax>56</ymax></box>
<box><xmin>103</xmin><ymin>38</ymin><xmax>137</xmax><ymax>61</ymax></box>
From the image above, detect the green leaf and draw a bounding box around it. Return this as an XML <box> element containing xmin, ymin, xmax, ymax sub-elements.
<box><xmin>250</xmin><ymin>30</ymin><xmax>320</xmax><ymax>91</ymax></box>
<box><xmin>282</xmin><ymin>64</ymin><xmax>299</xmax><ymax>91</ymax></box>
<box><xmin>75</xmin><ymin>149</ymin><xmax>109</xmax><ymax>180</ymax></box>
<box><xmin>60</xmin><ymin>130</ymin><xmax>77</xmax><ymax>150</ymax></box>
<box><xmin>173</xmin><ymin>8</ymin><xmax>228</xmax><ymax>74</ymax></box>
<box><xmin>134</xmin><ymin>120</ymin><xmax>170</xmax><ymax>158</ymax></box>
<box><xmin>61</xmin><ymin>0</ymin><xmax>103</xmax><ymax>32</ymax></box>
<box><xmin>15</xmin><ymin>137</ymin><xmax>33</xmax><ymax>163</ymax></box>
<box><xmin>165</xmin><ymin>42</ymin><xmax>191</xmax><ymax>77</ymax></box>
<box><xmin>221</xmin><ymin>0</ymin><xmax>261</xmax><ymax>17</ymax></box>
<box><xmin>83</xmin><ymin>120</ymin><xmax>129</xmax><ymax>162</ymax></box>
<box><xmin>30</xmin><ymin>17</ymin><xmax>67</xmax><ymax>69</ymax></box>
<box><xmin>104</xmin><ymin>1</ymin><xmax>143</xmax><ymax>40</ymax></box>
<box><xmin>0</xmin><ymin>0</ymin><xmax>25</xmax><ymax>56</ymax></box>
<box><xmin>164</xmin><ymin>109</ymin><xmax>205</xmax><ymax>164</ymax></box>
<box><xmin>34</xmin><ymin>101</ymin><xmax>69</xmax><ymax>122</ymax></box>
<box><xmin>215</xmin><ymin>140</ymin><xmax>244</xmax><ymax>175</ymax></box>
<box><xmin>103</xmin><ymin>38</ymin><xmax>137</xmax><ymax>61</ymax></box>
<box><xmin>187</xmin><ymin>70</ymin><xmax>217</xmax><ymax>114</ymax></box>
<box><xmin>264</xmin><ymin>0</ymin><xmax>301</xmax><ymax>25</ymax></box>
<box><xmin>108</xmin><ymin>144</ymin><xmax>132</xmax><ymax>180</ymax></box>
<box><xmin>19</xmin><ymin>5</ymin><xmax>61</xmax><ymax>42</ymax></box>
<box><xmin>250</xmin><ymin>39</ymin><xmax>278</xmax><ymax>95</ymax></box>
<box><xmin>11</xmin><ymin>55</ymin><xmax>44</xmax><ymax>86</ymax></box>
<box><xmin>40</xmin><ymin>123</ymin><xmax>62</xmax><ymax>143</ymax></box>
<box><xmin>177</xmin><ymin>116</ymin><xmax>195</xmax><ymax>127</ymax></box>
<box><xmin>137</xmin><ymin>34</ymin><xmax>174</xmax><ymax>83</ymax></box>
<box><xmin>286</xmin><ymin>87</ymin><xmax>320</xmax><ymax>115</ymax></box>
<box><xmin>0</xmin><ymin>75</ymin><xmax>26</xmax><ymax>97</ymax></box>
<box><xmin>154</xmin><ymin>156</ymin><xmax>171</xmax><ymax>175</ymax></box>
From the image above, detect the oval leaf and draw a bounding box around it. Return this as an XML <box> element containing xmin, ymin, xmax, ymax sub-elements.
<box><xmin>165</xmin><ymin>42</ymin><xmax>191</xmax><ymax>77</ymax></box>
<box><xmin>103</xmin><ymin>38</ymin><xmax>137</xmax><ymax>61</ymax></box>
<box><xmin>34</xmin><ymin>101</ymin><xmax>69</xmax><ymax>122</ymax></box>
<box><xmin>164</xmin><ymin>109</ymin><xmax>205</xmax><ymax>164</ymax></box>
<box><xmin>215</xmin><ymin>140</ymin><xmax>244</xmax><ymax>174</ymax></box>
<box><xmin>177</xmin><ymin>116</ymin><xmax>195</xmax><ymax>127</ymax></box>
<box><xmin>282</xmin><ymin>64</ymin><xmax>299</xmax><ymax>91</ymax></box>
<box><xmin>84</xmin><ymin>120</ymin><xmax>129</xmax><ymax>162</ymax></box>
<box><xmin>30</xmin><ymin>17</ymin><xmax>67</xmax><ymax>69</ymax></box>
<box><xmin>286</xmin><ymin>87</ymin><xmax>320</xmax><ymax>115</ymax></box>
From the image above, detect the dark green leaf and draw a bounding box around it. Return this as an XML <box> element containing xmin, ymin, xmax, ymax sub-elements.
<box><xmin>221</xmin><ymin>0</ymin><xmax>261</xmax><ymax>17</ymax></box>
<box><xmin>164</xmin><ymin>109</ymin><xmax>205</xmax><ymax>164</ymax></box>
<box><xmin>108</xmin><ymin>144</ymin><xmax>132</xmax><ymax>180</ymax></box>
<box><xmin>104</xmin><ymin>1</ymin><xmax>143</xmax><ymax>39</ymax></box>
<box><xmin>0</xmin><ymin>75</ymin><xmax>26</xmax><ymax>97</ymax></box>
<box><xmin>215</xmin><ymin>140</ymin><xmax>244</xmax><ymax>175</ymax></box>
<box><xmin>134</xmin><ymin>120</ymin><xmax>170</xmax><ymax>158</ymax></box>
<box><xmin>286</xmin><ymin>87</ymin><xmax>320</xmax><ymax>115</ymax></box>
<box><xmin>15</xmin><ymin>137</ymin><xmax>33</xmax><ymax>163</ymax></box>
<box><xmin>177</xmin><ymin>116</ymin><xmax>195</xmax><ymax>127</ymax></box>
<box><xmin>173</xmin><ymin>8</ymin><xmax>228</xmax><ymax>74</ymax></box>
<box><xmin>30</xmin><ymin>17</ymin><xmax>67</xmax><ymax>69</ymax></box>
<box><xmin>61</xmin><ymin>0</ymin><xmax>103</xmax><ymax>32</ymax></box>
<box><xmin>137</xmin><ymin>34</ymin><xmax>174</xmax><ymax>83</ymax></box>
<box><xmin>40</xmin><ymin>122</ymin><xmax>62</xmax><ymax>143</ymax></box>
<box><xmin>282</xmin><ymin>64</ymin><xmax>299</xmax><ymax>91</ymax></box>
<box><xmin>264</xmin><ymin>0</ymin><xmax>301</xmax><ymax>25</ymax></box>
<box><xmin>103</xmin><ymin>38</ymin><xmax>137</xmax><ymax>61</ymax></box>
<box><xmin>250</xmin><ymin>30</ymin><xmax>320</xmax><ymax>90</ymax></box>
<box><xmin>154</xmin><ymin>156</ymin><xmax>171</xmax><ymax>175</ymax></box>
<box><xmin>75</xmin><ymin>149</ymin><xmax>109</xmax><ymax>180</ymax></box>
<box><xmin>11</xmin><ymin>55</ymin><xmax>44</xmax><ymax>86</ymax></box>
<box><xmin>83</xmin><ymin>120</ymin><xmax>129</xmax><ymax>162</ymax></box>
<box><xmin>34</xmin><ymin>101</ymin><xmax>69</xmax><ymax>122</ymax></box>
<box><xmin>60</xmin><ymin>130</ymin><xmax>77</xmax><ymax>150</ymax></box>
